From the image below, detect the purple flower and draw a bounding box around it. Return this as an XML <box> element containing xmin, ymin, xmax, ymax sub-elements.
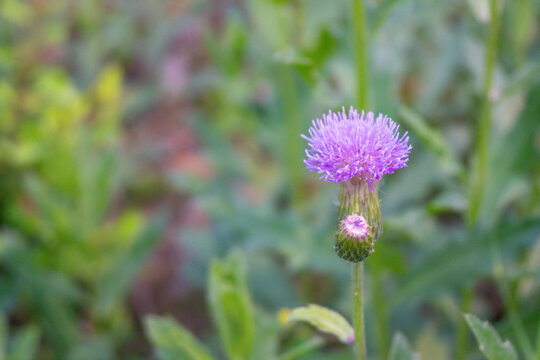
<box><xmin>302</xmin><ymin>106</ymin><xmax>411</xmax><ymax>186</ymax></box>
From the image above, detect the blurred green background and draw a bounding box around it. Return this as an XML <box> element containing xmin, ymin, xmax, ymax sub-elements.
<box><xmin>0</xmin><ymin>0</ymin><xmax>539</xmax><ymax>359</ymax></box>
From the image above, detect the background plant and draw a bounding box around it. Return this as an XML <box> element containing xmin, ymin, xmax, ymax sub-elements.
<box><xmin>0</xmin><ymin>0</ymin><xmax>539</xmax><ymax>359</ymax></box>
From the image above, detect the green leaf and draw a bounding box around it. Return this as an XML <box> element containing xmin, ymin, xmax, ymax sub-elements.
<box><xmin>286</xmin><ymin>304</ymin><xmax>354</xmax><ymax>344</ymax></box>
<box><xmin>414</xmin><ymin>324</ymin><xmax>450</xmax><ymax>360</ymax></box>
<box><xmin>209</xmin><ymin>251</ymin><xmax>255</xmax><ymax>360</ymax></box>
<box><xmin>77</xmin><ymin>149</ymin><xmax>118</xmax><ymax>234</ymax></box>
<box><xmin>392</xmin><ymin>219</ymin><xmax>540</xmax><ymax>305</ymax></box>
<box><xmin>467</xmin><ymin>0</ymin><xmax>490</xmax><ymax>22</ymax></box>
<box><xmin>0</xmin><ymin>315</ymin><xmax>6</xmax><ymax>360</ymax></box>
<box><xmin>64</xmin><ymin>337</ymin><xmax>114</xmax><ymax>360</ymax></box>
<box><xmin>10</xmin><ymin>261</ymin><xmax>80</xmax><ymax>357</ymax></box>
<box><xmin>9</xmin><ymin>326</ymin><xmax>40</xmax><ymax>360</ymax></box>
<box><xmin>144</xmin><ymin>316</ymin><xmax>214</xmax><ymax>360</ymax></box>
<box><xmin>93</xmin><ymin>65</ymin><xmax>122</xmax><ymax>105</ymax></box>
<box><xmin>397</xmin><ymin>104</ymin><xmax>462</xmax><ymax>177</ymax></box>
<box><xmin>96</xmin><ymin>214</ymin><xmax>165</xmax><ymax>315</ymax></box>
<box><xmin>389</xmin><ymin>333</ymin><xmax>420</xmax><ymax>360</ymax></box>
<box><xmin>479</xmin><ymin>85</ymin><xmax>540</xmax><ymax>225</ymax></box>
<box><xmin>273</xmin><ymin>49</ymin><xmax>311</xmax><ymax>66</ymax></box>
<box><xmin>278</xmin><ymin>337</ymin><xmax>324</xmax><ymax>360</ymax></box>
<box><xmin>464</xmin><ymin>314</ymin><xmax>518</xmax><ymax>360</ymax></box>
<box><xmin>249</xmin><ymin>311</ymin><xmax>280</xmax><ymax>360</ymax></box>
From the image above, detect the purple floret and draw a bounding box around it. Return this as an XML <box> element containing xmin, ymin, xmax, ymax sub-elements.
<box><xmin>302</xmin><ymin>106</ymin><xmax>411</xmax><ymax>186</ymax></box>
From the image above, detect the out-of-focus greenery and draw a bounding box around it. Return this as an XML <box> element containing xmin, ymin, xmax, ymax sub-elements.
<box><xmin>1</xmin><ymin>0</ymin><xmax>539</xmax><ymax>359</ymax></box>
<box><xmin>0</xmin><ymin>1</ymin><xmax>166</xmax><ymax>359</ymax></box>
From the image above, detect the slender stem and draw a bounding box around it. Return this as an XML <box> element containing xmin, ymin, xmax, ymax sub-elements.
<box><xmin>468</xmin><ymin>0</ymin><xmax>500</xmax><ymax>224</ymax></box>
<box><xmin>352</xmin><ymin>262</ymin><xmax>367</xmax><ymax>360</ymax></box>
<box><xmin>351</xmin><ymin>1</ymin><xmax>369</xmax><ymax>358</ymax></box>
<box><xmin>512</xmin><ymin>0</ymin><xmax>531</xmax><ymax>66</ymax></box>
<box><xmin>456</xmin><ymin>287</ymin><xmax>473</xmax><ymax>360</ymax></box>
<box><xmin>353</xmin><ymin>0</ymin><xmax>369</xmax><ymax>110</ymax></box>
<box><xmin>536</xmin><ymin>318</ymin><xmax>540</xmax><ymax>360</ymax></box>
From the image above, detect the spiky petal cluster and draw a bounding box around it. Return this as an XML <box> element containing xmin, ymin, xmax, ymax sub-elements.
<box><xmin>302</xmin><ymin>107</ymin><xmax>411</xmax><ymax>187</ymax></box>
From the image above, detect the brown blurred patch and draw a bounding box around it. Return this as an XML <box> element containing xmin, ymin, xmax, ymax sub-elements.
<box><xmin>475</xmin><ymin>278</ymin><xmax>505</xmax><ymax>322</ymax></box>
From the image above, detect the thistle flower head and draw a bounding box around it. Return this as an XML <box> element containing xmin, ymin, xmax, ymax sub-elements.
<box><xmin>302</xmin><ymin>106</ymin><xmax>411</xmax><ymax>187</ymax></box>
<box><xmin>340</xmin><ymin>214</ymin><xmax>369</xmax><ymax>241</ymax></box>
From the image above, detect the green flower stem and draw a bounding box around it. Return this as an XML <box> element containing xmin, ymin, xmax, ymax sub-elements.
<box><xmin>352</xmin><ymin>262</ymin><xmax>367</xmax><ymax>360</ymax></box>
<box><xmin>468</xmin><ymin>0</ymin><xmax>500</xmax><ymax>224</ymax></box>
<box><xmin>337</xmin><ymin>181</ymin><xmax>380</xmax><ymax>358</ymax></box>
<box><xmin>353</xmin><ymin>0</ymin><xmax>369</xmax><ymax>110</ymax></box>
<box><xmin>351</xmin><ymin>1</ymin><xmax>369</xmax><ymax>358</ymax></box>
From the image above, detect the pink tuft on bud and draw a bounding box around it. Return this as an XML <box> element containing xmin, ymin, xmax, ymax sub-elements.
<box><xmin>340</xmin><ymin>214</ymin><xmax>370</xmax><ymax>241</ymax></box>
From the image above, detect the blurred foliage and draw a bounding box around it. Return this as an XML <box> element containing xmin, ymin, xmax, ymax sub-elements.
<box><xmin>146</xmin><ymin>252</ymin><xmax>280</xmax><ymax>360</ymax></box>
<box><xmin>147</xmin><ymin>251</ymin><xmax>350</xmax><ymax>360</ymax></box>
<box><xmin>388</xmin><ymin>333</ymin><xmax>419</xmax><ymax>360</ymax></box>
<box><xmin>208</xmin><ymin>252</ymin><xmax>255</xmax><ymax>360</ymax></box>
<box><xmin>0</xmin><ymin>1</ymin><xmax>166</xmax><ymax>358</ymax></box>
<box><xmin>0</xmin><ymin>0</ymin><xmax>538</xmax><ymax>359</ymax></box>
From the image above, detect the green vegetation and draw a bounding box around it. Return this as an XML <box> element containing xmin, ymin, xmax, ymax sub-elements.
<box><xmin>0</xmin><ymin>0</ymin><xmax>539</xmax><ymax>359</ymax></box>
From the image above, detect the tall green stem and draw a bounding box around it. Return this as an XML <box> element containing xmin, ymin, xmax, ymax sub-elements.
<box><xmin>351</xmin><ymin>1</ymin><xmax>369</xmax><ymax>358</ymax></box>
<box><xmin>536</xmin><ymin>318</ymin><xmax>540</xmax><ymax>360</ymax></box>
<box><xmin>352</xmin><ymin>262</ymin><xmax>367</xmax><ymax>360</ymax></box>
<box><xmin>468</xmin><ymin>0</ymin><xmax>500</xmax><ymax>224</ymax></box>
<box><xmin>353</xmin><ymin>0</ymin><xmax>369</xmax><ymax>110</ymax></box>
<box><xmin>512</xmin><ymin>0</ymin><xmax>531</xmax><ymax>66</ymax></box>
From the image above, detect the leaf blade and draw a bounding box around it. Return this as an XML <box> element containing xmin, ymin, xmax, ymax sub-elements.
<box><xmin>464</xmin><ymin>314</ymin><xmax>518</xmax><ymax>360</ymax></box>
<box><xmin>389</xmin><ymin>333</ymin><xmax>420</xmax><ymax>360</ymax></box>
<box><xmin>286</xmin><ymin>304</ymin><xmax>354</xmax><ymax>344</ymax></box>
<box><xmin>145</xmin><ymin>316</ymin><xmax>214</xmax><ymax>360</ymax></box>
<box><xmin>208</xmin><ymin>251</ymin><xmax>255</xmax><ymax>360</ymax></box>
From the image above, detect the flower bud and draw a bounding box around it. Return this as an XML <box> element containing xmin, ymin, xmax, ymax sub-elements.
<box><xmin>334</xmin><ymin>179</ymin><xmax>382</xmax><ymax>262</ymax></box>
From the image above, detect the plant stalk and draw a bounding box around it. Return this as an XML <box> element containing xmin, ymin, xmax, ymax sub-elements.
<box><xmin>353</xmin><ymin>0</ymin><xmax>369</xmax><ymax>110</ymax></box>
<box><xmin>535</xmin><ymin>314</ymin><xmax>540</xmax><ymax>360</ymax></box>
<box><xmin>351</xmin><ymin>1</ymin><xmax>369</xmax><ymax>358</ymax></box>
<box><xmin>468</xmin><ymin>0</ymin><xmax>500</xmax><ymax>224</ymax></box>
<box><xmin>456</xmin><ymin>286</ymin><xmax>473</xmax><ymax>360</ymax></box>
<box><xmin>352</xmin><ymin>262</ymin><xmax>367</xmax><ymax>360</ymax></box>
